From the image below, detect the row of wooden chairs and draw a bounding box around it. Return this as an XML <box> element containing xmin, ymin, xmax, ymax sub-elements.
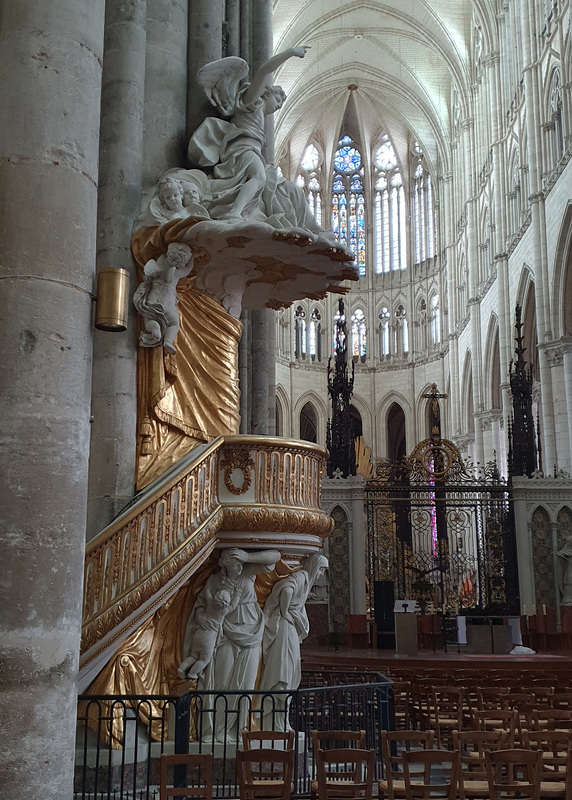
<box><xmin>160</xmin><ymin>729</ymin><xmax>375</xmax><ymax>800</ymax></box>
<box><xmin>379</xmin><ymin>728</ymin><xmax>572</xmax><ymax>800</ymax></box>
<box><xmin>393</xmin><ymin>680</ymin><xmax>572</xmax><ymax>740</ymax></box>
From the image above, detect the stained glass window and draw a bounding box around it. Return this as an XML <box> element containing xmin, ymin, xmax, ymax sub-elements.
<box><xmin>294</xmin><ymin>305</ymin><xmax>306</xmax><ymax>359</ymax></box>
<box><xmin>374</xmin><ymin>135</ymin><xmax>406</xmax><ymax>272</ymax></box>
<box><xmin>331</xmin><ymin>136</ymin><xmax>366</xmax><ymax>276</ymax></box>
<box><xmin>412</xmin><ymin>142</ymin><xmax>437</xmax><ymax>265</ymax></box>
<box><xmin>333</xmin><ymin>307</ymin><xmax>346</xmax><ymax>353</ymax></box>
<box><xmin>351</xmin><ymin>308</ymin><xmax>366</xmax><ymax>361</ymax></box>
<box><xmin>309</xmin><ymin>307</ymin><xmax>322</xmax><ymax>361</ymax></box>
<box><xmin>297</xmin><ymin>144</ymin><xmax>322</xmax><ymax>225</ymax></box>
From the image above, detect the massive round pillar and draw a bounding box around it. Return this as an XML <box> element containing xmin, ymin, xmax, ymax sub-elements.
<box><xmin>0</xmin><ymin>2</ymin><xmax>104</xmax><ymax>797</ymax></box>
<box><xmin>87</xmin><ymin>0</ymin><xmax>147</xmax><ymax>539</ymax></box>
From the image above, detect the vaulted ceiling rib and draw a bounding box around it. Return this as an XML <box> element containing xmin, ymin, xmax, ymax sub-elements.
<box><xmin>272</xmin><ymin>0</ymin><xmax>477</xmax><ymax>177</ymax></box>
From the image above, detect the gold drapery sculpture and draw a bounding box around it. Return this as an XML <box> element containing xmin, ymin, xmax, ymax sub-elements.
<box><xmin>83</xmin><ymin>558</ymin><xmax>300</xmax><ymax>746</ymax></box>
<box><xmin>132</xmin><ymin>222</ymin><xmax>242</xmax><ymax>489</ymax></box>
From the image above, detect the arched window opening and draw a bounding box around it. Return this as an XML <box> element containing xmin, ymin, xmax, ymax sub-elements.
<box><xmin>294</xmin><ymin>305</ymin><xmax>306</xmax><ymax>359</ymax></box>
<box><xmin>523</xmin><ymin>282</ymin><xmax>539</xmax><ymax>383</ymax></box>
<box><xmin>549</xmin><ymin>70</ymin><xmax>564</xmax><ymax>167</ymax></box>
<box><xmin>395</xmin><ymin>305</ymin><xmax>408</xmax><ymax>355</ymax></box>
<box><xmin>299</xmin><ymin>144</ymin><xmax>322</xmax><ymax>225</ymax></box>
<box><xmin>480</xmin><ymin>207</ymin><xmax>491</xmax><ymax>283</ymax></box>
<box><xmin>275</xmin><ymin>398</ymin><xmax>283</xmax><ymax>437</ymax></box>
<box><xmin>464</xmin><ymin>357</ymin><xmax>475</xmax><ymax>435</ymax></box>
<box><xmin>491</xmin><ymin>328</ymin><xmax>502</xmax><ymax>410</ymax></box>
<box><xmin>430</xmin><ymin>294</ymin><xmax>440</xmax><ymax>345</ymax></box>
<box><xmin>300</xmin><ymin>402</ymin><xmax>318</xmax><ymax>443</ymax></box>
<box><xmin>374</xmin><ymin>135</ymin><xmax>406</xmax><ymax>273</ymax></box>
<box><xmin>417</xmin><ymin>298</ymin><xmax>428</xmax><ymax>352</ymax></box>
<box><xmin>351</xmin><ymin>308</ymin><xmax>366</xmax><ymax>362</ymax></box>
<box><xmin>412</xmin><ymin>142</ymin><xmax>437</xmax><ymax>265</ymax></box>
<box><xmin>379</xmin><ymin>307</ymin><xmax>390</xmax><ymax>357</ymax></box>
<box><xmin>349</xmin><ymin>405</ymin><xmax>363</xmax><ymax>439</ymax></box>
<box><xmin>387</xmin><ymin>402</ymin><xmax>406</xmax><ymax>462</ymax></box>
<box><xmin>331</xmin><ymin>136</ymin><xmax>366</xmax><ymax>276</ymax></box>
<box><xmin>509</xmin><ymin>150</ymin><xmax>521</xmax><ymax>235</ymax></box>
<box><xmin>309</xmin><ymin>307</ymin><xmax>322</xmax><ymax>362</ymax></box>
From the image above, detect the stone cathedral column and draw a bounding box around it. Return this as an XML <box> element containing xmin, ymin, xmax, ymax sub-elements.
<box><xmin>87</xmin><ymin>0</ymin><xmax>147</xmax><ymax>540</ymax></box>
<box><xmin>250</xmin><ymin>0</ymin><xmax>275</xmax><ymax>435</ymax></box>
<box><xmin>143</xmin><ymin>0</ymin><xmax>188</xmax><ymax>188</ymax></box>
<box><xmin>0</xmin><ymin>2</ymin><xmax>104</xmax><ymax>798</ymax></box>
<box><xmin>520</xmin><ymin>0</ymin><xmax>557</xmax><ymax>470</ymax></box>
<box><xmin>187</xmin><ymin>0</ymin><xmax>224</xmax><ymax>139</ymax></box>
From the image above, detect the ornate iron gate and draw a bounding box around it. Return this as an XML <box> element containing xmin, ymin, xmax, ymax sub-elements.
<box><xmin>366</xmin><ymin>437</ymin><xmax>519</xmax><ymax>617</ymax></box>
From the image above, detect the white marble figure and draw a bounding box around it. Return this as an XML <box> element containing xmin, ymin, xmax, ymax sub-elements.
<box><xmin>260</xmin><ymin>553</ymin><xmax>328</xmax><ymax>730</ymax></box>
<box><xmin>187</xmin><ymin>47</ymin><xmax>326</xmax><ymax>234</ymax></box>
<box><xmin>180</xmin><ymin>547</ymin><xmax>280</xmax><ymax>741</ymax></box>
<box><xmin>134</xmin><ymin>170</ymin><xmax>209</xmax><ymax>230</ymax></box>
<box><xmin>133</xmin><ymin>242</ymin><xmax>194</xmax><ymax>354</ymax></box>
<box><xmin>556</xmin><ymin>534</ymin><xmax>572</xmax><ymax>605</ymax></box>
<box><xmin>151</xmin><ymin>176</ymin><xmax>189</xmax><ymax>223</ymax></box>
<box><xmin>177</xmin><ymin>587</ymin><xmax>231</xmax><ymax>680</ymax></box>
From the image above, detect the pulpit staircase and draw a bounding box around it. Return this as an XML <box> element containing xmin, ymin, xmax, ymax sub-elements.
<box><xmin>79</xmin><ymin>435</ymin><xmax>332</xmax><ymax>691</ymax></box>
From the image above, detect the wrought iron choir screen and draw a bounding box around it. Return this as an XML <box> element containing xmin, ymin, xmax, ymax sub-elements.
<box><xmin>365</xmin><ymin>436</ymin><xmax>519</xmax><ymax>620</ymax></box>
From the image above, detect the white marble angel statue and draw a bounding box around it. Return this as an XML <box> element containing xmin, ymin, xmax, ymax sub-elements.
<box><xmin>177</xmin><ymin>587</ymin><xmax>232</xmax><ymax>681</ymax></box>
<box><xmin>133</xmin><ymin>242</ymin><xmax>194</xmax><ymax>354</ymax></box>
<box><xmin>187</xmin><ymin>47</ymin><xmax>324</xmax><ymax>233</ymax></box>
<box><xmin>259</xmin><ymin>553</ymin><xmax>328</xmax><ymax>730</ymax></box>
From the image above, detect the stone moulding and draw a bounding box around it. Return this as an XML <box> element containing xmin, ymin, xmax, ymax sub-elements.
<box><xmin>81</xmin><ymin>434</ymin><xmax>330</xmax><ymax>660</ymax></box>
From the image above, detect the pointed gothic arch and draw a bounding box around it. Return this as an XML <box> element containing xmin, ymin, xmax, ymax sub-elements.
<box><xmin>484</xmin><ymin>314</ymin><xmax>502</xmax><ymax>411</ymax></box>
<box><xmin>462</xmin><ymin>350</ymin><xmax>475</xmax><ymax>435</ymax></box>
<box><xmin>387</xmin><ymin>402</ymin><xmax>407</xmax><ymax>462</ymax></box>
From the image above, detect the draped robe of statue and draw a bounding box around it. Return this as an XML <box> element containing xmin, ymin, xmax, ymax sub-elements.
<box><xmin>132</xmin><ymin>219</ymin><xmax>242</xmax><ymax>489</ymax></box>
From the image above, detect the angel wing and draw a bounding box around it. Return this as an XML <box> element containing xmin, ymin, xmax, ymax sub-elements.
<box><xmin>197</xmin><ymin>57</ymin><xmax>249</xmax><ymax>117</ymax></box>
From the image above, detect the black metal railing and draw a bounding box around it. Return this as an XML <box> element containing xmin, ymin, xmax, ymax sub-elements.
<box><xmin>76</xmin><ymin>673</ymin><xmax>393</xmax><ymax>799</ymax></box>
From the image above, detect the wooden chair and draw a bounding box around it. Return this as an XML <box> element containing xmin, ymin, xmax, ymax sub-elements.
<box><xmin>430</xmin><ymin>687</ymin><xmax>464</xmax><ymax>748</ymax></box>
<box><xmin>379</xmin><ymin>730</ymin><xmax>435</xmax><ymax>800</ymax></box>
<box><xmin>159</xmin><ymin>753</ymin><xmax>213</xmax><ymax>800</ymax></box>
<box><xmin>474</xmin><ymin>708</ymin><xmax>520</xmax><ymax>744</ymax></box>
<box><xmin>478</xmin><ymin>686</ymin><xmax>510</xmax><ymax>711</ymax></box>
<box><xmin>311</xmin><ymin>730</ymin><xmax>366</xmax><ymax>752</ymax></box>
<box><xmin>522</xmin><ymin>730</ymin><xmax>572</xmax><ymax>800</ymax></box>
<box><xmin>237</xmin><ymin>747</ymin><xmax>294</xmax><ymax>800</ymax></box>
<box><xmin>310</xmin><ymin>731</ymin><xmax>366</xmax><ymax>799</ymax></box>
<box><xmin>412</xmin><ymin>678</ymin><xmax>437</xmax><ymax>731</ymax></box>
<box><xmin>501</xmin><ymin>693</ymin><xmax>537</xmax><ymax>731</ymax></box>
<box><xmin>453</xmin><ymin>729</ymin><xmax>508</xmax><ymax>798</ymax></box>
<box><xmin>242</xmin><ymin>730</ymin><xmax>295</xmax><ymax>750</ymax></box>
<box><xmin>315</xmin><ymin>747</ymin><xmax>375</xmax><ymax>800</ymax></box>
<box><xmin>392</xmin><ymin>681</ymin><xmax>414</xmax><ymax>730</ymax></box>
<box><xmin>485</xmin><ymin>749</ymin><xmax>542</xmax><ymax>800</ymax></box>
<box><xmin>532</xmin><ymin>710</ymin><xmax>572</xmax><ymax>734</ymax></box>
<box><xmin>401</xmin><ymin>749</ymin><xmax>461</xmax><ymax>800</ymax></box>
<box><xmin>550</xmin><ymin>694</ymin><xmax>572</xmax><ymax>711</ymax></box>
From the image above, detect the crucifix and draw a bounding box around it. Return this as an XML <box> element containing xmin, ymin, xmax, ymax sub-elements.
<box><xmin>422</xmin><ymin>383</ymin><xmax>447</xmax><ymax>440</ymax></box>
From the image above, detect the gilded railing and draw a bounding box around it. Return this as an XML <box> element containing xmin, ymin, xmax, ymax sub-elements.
<box><xmin>81</xmin><ymin>440</ymin><xmax>222</xmax><ymax>656</ymax></box>
<box><xmin>81</xmin><ymin>435</ymin><xmax>331</xmax><ymax>665</ymax></box>
<box><xmin>219</xmin><ymin>436</ymin><xmax>334</xmax><ymax>543</ymax></box>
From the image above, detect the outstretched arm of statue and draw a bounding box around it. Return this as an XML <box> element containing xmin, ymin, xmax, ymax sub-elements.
<box><xmin>243</xmin><ymin>47</ymin><xmax>309</xmax><ymax>106</ymax></box>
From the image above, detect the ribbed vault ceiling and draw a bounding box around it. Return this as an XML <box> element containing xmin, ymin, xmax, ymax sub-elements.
<box><xmin>273</xmin><ymin>0</ymin><xmax>482</xmax><ymax>176</ymax></box>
